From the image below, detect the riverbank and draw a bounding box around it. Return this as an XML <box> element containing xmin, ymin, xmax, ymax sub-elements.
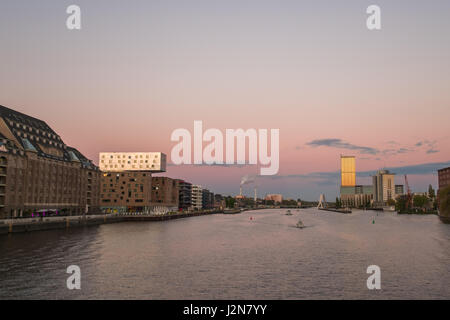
<box><xmin>0</xmin><ymin>210</ymin><xmax>222</xmax><ymax>235</ymax></box>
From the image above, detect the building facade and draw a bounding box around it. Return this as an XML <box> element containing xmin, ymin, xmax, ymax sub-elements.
<box><xmin>0</xmin><ymin>105</ymin><xmax>100</xmax><ymax>219</ymax></box>
<box><xmin>100</xmin><ymin>171</ymin><xmax>152</xmax><ymax>213</ymax></box>
<box><xmin>151</xmin><ymin>176</ymin><xmax>179</xmax><ymax>208</ymax></box>
<box><xmin>176</xmin><ymin>179</ymin><xmax>192</xmax><ymax>211</ymax></box>
<box><xmin>438</xmin><ymin>167</ymin><xmax>450</xmax><ymax>191</ymax></box>
<box><xmin>99</xmin><ymin>152</ymin><xmax>169</xmax><ymax>214</ymax></box>
<box><xmin>395</xmin><ymin>184</ymin><xmax>404</xmax><ymax>197</ymax></box>
<box><xmin>341</xmin><ymin>155</ymin><xmax>356</xmax><ymax>187</ymax></box>
<box><xmin>340</xmin><ymin>185</ymin><xmax>373</xmax><ymax>207</ymax></box>
<box><xmin>201</xmin><ymin>188</ymin><xmax>214</xmax><ymax>209</ymax></box>
<box><xmin>99</xmin><ymin>152</ymin><xmax>166</xmax><ymax>172</ymax></box>
<box><xmin>191</xmin><ymin>185</ymin><xmax>203</xmax><ymax>210</ymax></box>
<box><xmin>373</xmin><ymin>170</ymin><xmax>396</xmax><ymax>206</ymax></box>
<box><xmin>265</xmin><ymin>194</ymin><xmax>283</xmax><ymax>203</ymax></box>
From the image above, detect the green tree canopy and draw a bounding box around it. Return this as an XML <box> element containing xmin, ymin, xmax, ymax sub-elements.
<box><xmin>413</xmin><ymin>194</ymin><xmax>429</xmax><ymax>208</ymax></box>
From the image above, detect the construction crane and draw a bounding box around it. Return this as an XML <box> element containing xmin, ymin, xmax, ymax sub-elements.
<box><xmin>404</xmin><ymin>174</ymin><xmax>413</xmax><ymax>209</ymax></box>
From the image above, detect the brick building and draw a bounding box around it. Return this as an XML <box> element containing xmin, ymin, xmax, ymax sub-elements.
<box><xmin>0</xmin><ymin>105</ymin><xmax>100</xmax><ymax>219</ymax></box>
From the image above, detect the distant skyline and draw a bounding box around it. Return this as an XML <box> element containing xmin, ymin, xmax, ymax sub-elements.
<box><xmin>1</xmin><ymin>0</ymin><xmax>449</xmax><ymax>200</ymax></box>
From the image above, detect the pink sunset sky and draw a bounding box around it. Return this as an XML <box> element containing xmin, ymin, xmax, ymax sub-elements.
<box><xmin>1</xmin><ymin>1</ymin><xmax>449</xmax><ymax>200</ymax></box>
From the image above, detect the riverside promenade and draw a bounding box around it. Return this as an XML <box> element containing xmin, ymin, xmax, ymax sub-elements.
<box><xmin>0</xmin><ymin>210</ymin><xmax>222</xmax><ymax>235</ymax></box>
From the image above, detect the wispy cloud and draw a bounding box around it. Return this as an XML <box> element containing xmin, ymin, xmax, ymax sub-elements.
<box><xmin>416</xmin><ymin>140</ymin><xmax>439</xmax><ymax>154</ymax></box>
<box><xmin>306</xmin><ymin>138</ymin><xmax>439</xmax><ymax>156</ymax></box>
<box><xmin>306</xmin><ymin>138</ymin><xmax>379</xmax><ymax>155</ymax></box>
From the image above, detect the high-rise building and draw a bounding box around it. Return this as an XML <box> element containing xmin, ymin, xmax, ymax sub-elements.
<box><xmin>0</xmin><ymin>105</ymin><xmax>100</xmax><ymax>219</ymax></box>
<box><xmin>395</xmin><ymin>185</ymin><xmax>404</xmax><ymax>196</ymax></box>
<box><xmin>373</xmin><ymin>170</ymin><xmax>396</xmax><ymax>206</ymax></box>
<box><xmin>339</xmin><ymin>156</ymin><xmax>372</xmax><ymax>207</ymax></box>
<box><xmin>341</xmin><ymin>156</ymin><xmax>356</xmax><ymax>187</ymax></box>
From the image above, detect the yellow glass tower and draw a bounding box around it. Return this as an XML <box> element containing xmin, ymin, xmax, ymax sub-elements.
<box><xmin>341</xmin><ymin>156</ymin><xmax>356</xmax><ymax>186</ymax></box>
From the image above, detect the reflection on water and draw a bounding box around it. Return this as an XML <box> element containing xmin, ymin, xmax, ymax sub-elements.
<box><xmin>1</xmin><ymin>208</ymin><xmax>450</xmax><ymax>299</ymax></box>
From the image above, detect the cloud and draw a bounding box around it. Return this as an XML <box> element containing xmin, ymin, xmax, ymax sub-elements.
<box><xmin>306</xmin><ymin>138</ymin><xmax>379</xmax><ymax>155</ymax></box>
<box><xmin>416</xmin><ymin>140</ymin><xmax>438</xmax><ymax>154</ymax></box>
<box><xmin>306</xmin><ymin>138</ymin><xmax>430</xmax><ymax>157</ymax></box>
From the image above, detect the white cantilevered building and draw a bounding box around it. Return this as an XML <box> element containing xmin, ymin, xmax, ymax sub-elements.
<box><xmin>99</xmin><ymin>152</ymin><xmax>166</xmax><ymax>172</ymax></box>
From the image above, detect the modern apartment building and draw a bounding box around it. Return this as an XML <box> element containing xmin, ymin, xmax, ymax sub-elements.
<box><xmin>176</xmin><ymin>179</ymin><xmax>192</xmax><ymax>211</ymax></box>
<box><xmin>201</xmin><ymin>188</ymin><xmax>214</xmax><ymax>209</ymax></box>
<box><xmin>99</xmin><ymin>152</ymin><xmax>168</xmax><ymax>214</ymax></box>
<box><xmin>373</xmin><ymin>169</ymin><xmax>396</xmax><ymax>206</ymax></box>
<box><xmin>191</xmin><ymin>185</ymin><xmax>203</xmax><ymax>210</ymax></box>
<box><xmin>0</xmin><ymin>105</ymin><xmax>100</xmax><ymax>219</ymax></box>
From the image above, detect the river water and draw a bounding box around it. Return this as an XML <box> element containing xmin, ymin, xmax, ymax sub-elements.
<box><xmin>1</xmin><ymin>208</ymin><xmax>449</xmax><ymax>299</ymax></box>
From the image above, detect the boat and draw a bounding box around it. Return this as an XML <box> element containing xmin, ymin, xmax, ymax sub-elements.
<box><xmin>285</xmin><ymin>210</ymin><xmax>293</xmax><ymax>216</ymax></box>
<box><xmin>296</xmin><ymin>220</ymin><xmax>305</xmax><ymax>228</ymax></box>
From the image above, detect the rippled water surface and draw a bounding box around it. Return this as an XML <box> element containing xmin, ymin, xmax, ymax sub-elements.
<box><xmin>1</xmin><ymin>208</ymin><xmax>450</xmax><ymax>299</ymax></box>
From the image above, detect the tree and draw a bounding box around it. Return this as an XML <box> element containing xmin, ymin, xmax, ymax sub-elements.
<box><xmin>335</xmin><ymin>197</ymin><xmax>341</xmax><ymax>209</ymax></box>
<box><xmin>438</xmin><ymin>186</ymin><xmax>450</xmax><ymax>219</ymax></box>
<box><xmin>428</xmin><ymin>184</ymin><xmax>436</xmax><ymax>199</ymax></box>
<box><xmin>395</xmin><ymin>195</ymin><xmax>407</xmax><ymax>212</ymax></box>
<box><xmin>225</xmin><ymin>196</ymin><xmax>236</xmax><ymax>208</ymax></box>
<box><xmin>387</xmin><ymin>198</ymin><xmax>396</xmax><ymax>206</ymax></box>
<box><xmin>413</xmin><ymin>194</ymin><xmax>429</xmax><ymax>208</ymax></box>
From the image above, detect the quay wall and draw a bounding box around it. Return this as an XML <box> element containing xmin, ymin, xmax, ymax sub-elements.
<box><xmin>0</xmin><ymin>210</ymin><xmax>221</xmax><ymax>235</ymax></box>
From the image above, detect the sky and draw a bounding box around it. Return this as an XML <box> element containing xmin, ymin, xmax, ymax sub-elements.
<box><xmin>1</xmin><ymin>0</ymin><xmax>449</xmax><ymax>200</ymax></box>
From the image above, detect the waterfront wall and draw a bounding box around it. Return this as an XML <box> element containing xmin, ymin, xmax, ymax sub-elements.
<box><xmin>0</xmin><ymin>210</ymin><xmax>221</xmax><ymax>235</ymax></box>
